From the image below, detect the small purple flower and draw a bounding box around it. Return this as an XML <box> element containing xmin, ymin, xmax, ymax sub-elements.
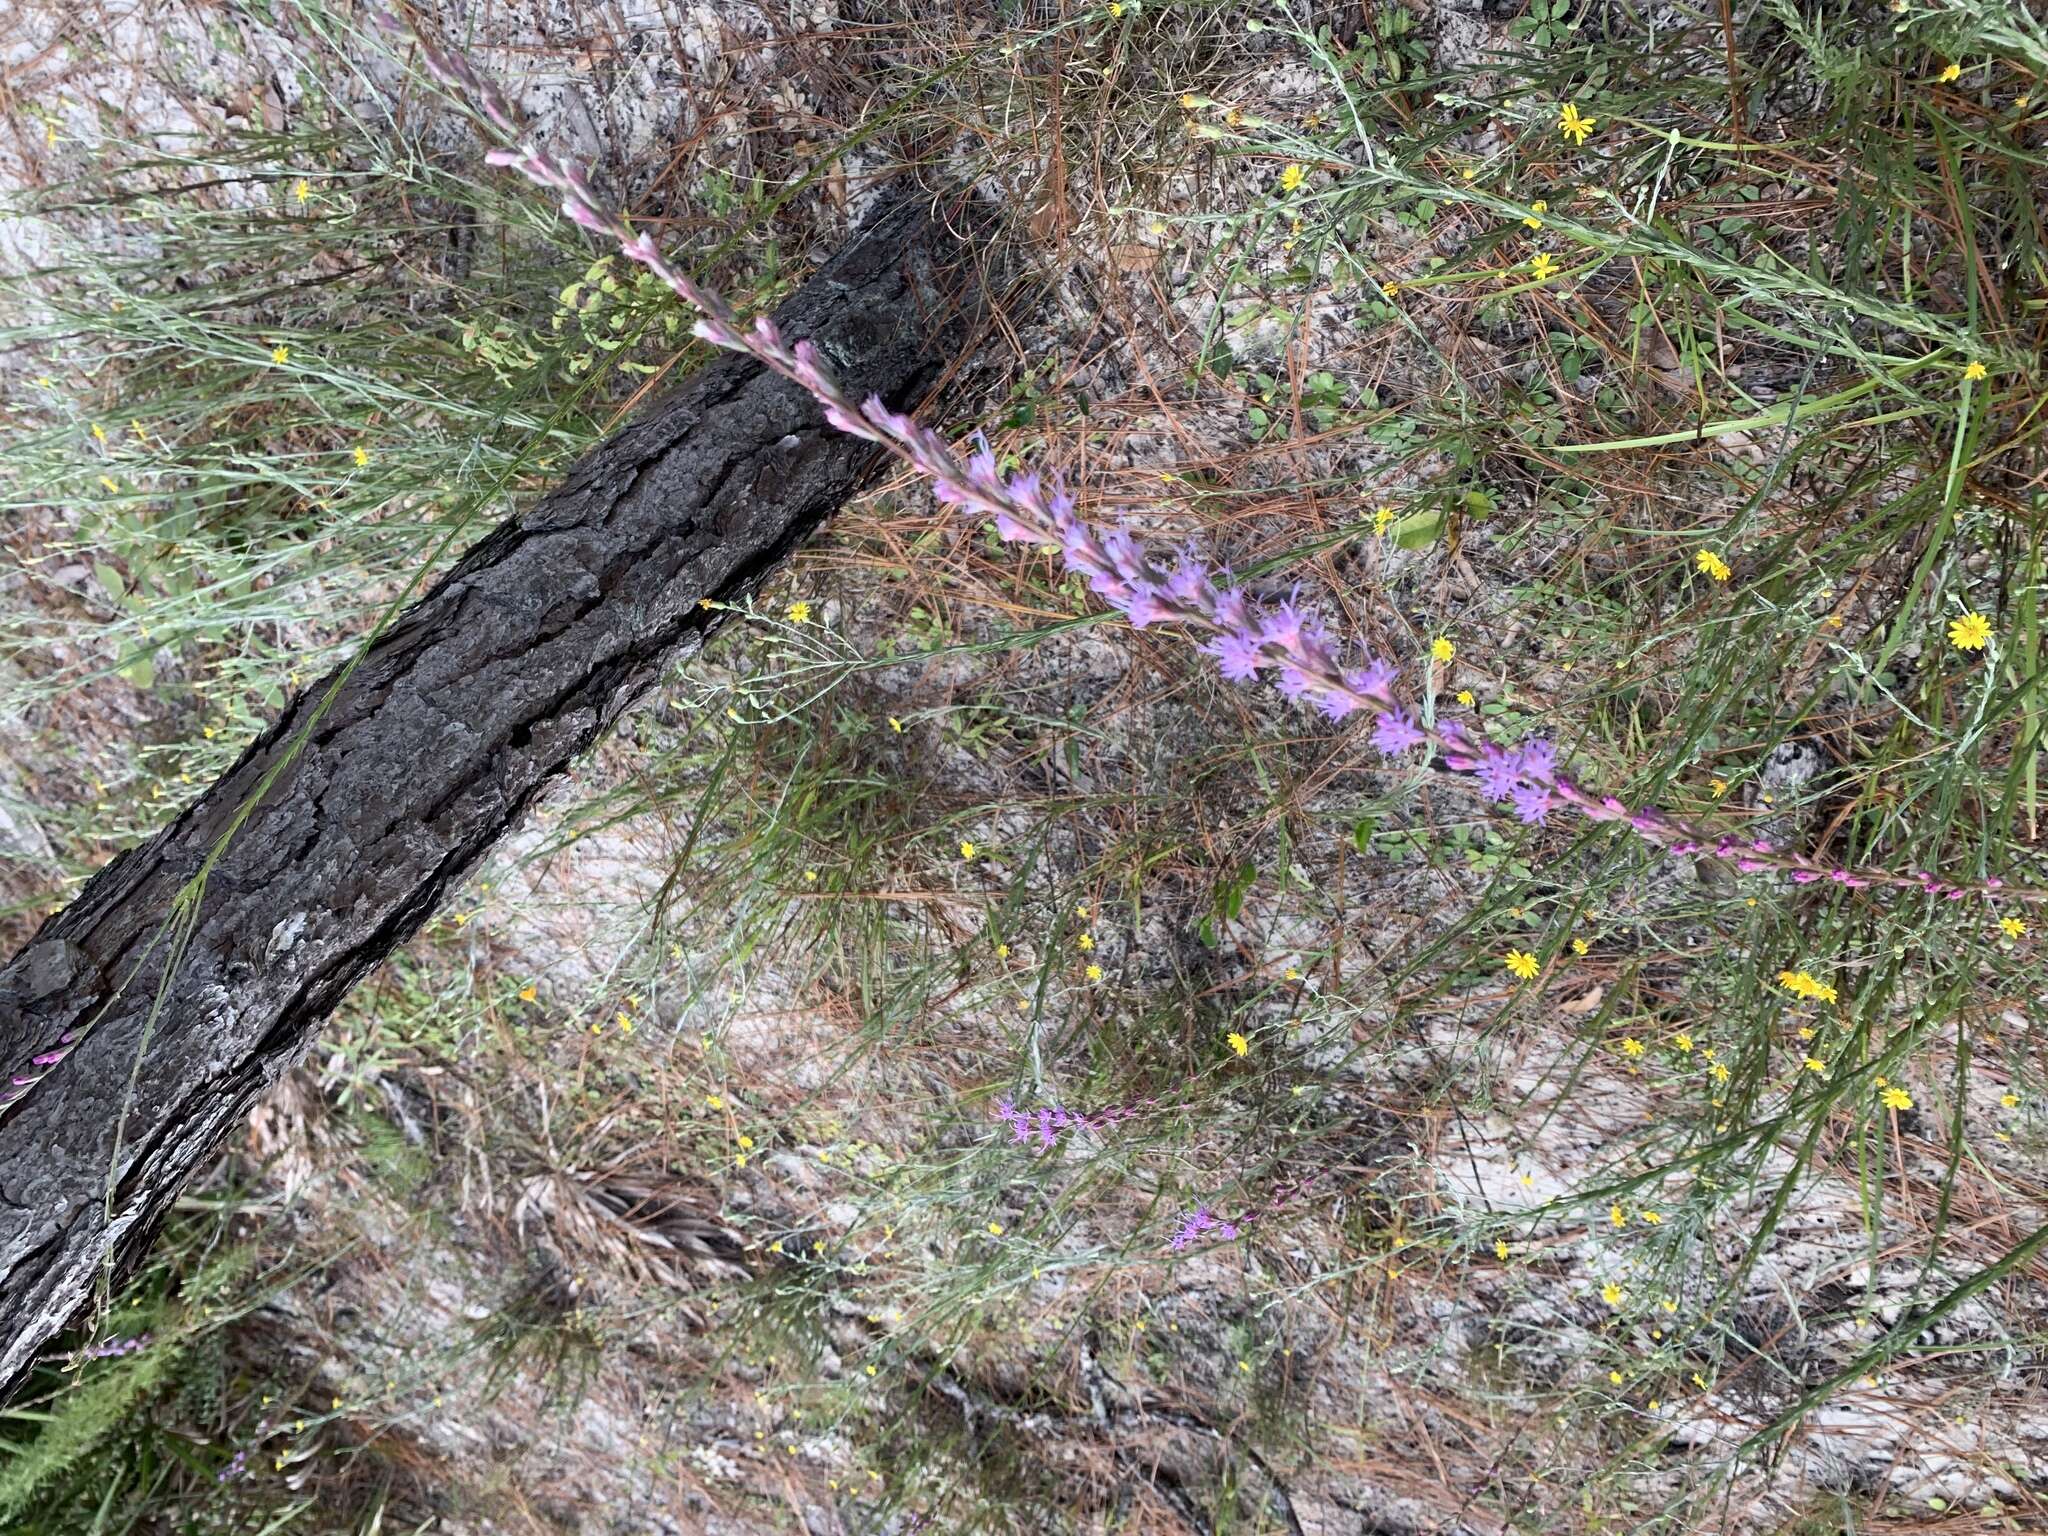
<box><xmin>1350</xmin><ymin>657</ymin><xmax>1399</xmax><ymax>700</ymax></box>
<box><xmin>993</xmin><ymin>511</ymin><xmax>1034</xmax><ymax>544</ymax></box>
<box><xmin>1316</xmin><ymin>687</ymin><xmax>1363</xmax><ymax>722</ymax></box>
<box><xmin>1372</xmin><ymin>708</ymin><xmax>1426</xmax><ymax>756</ymax></box>
<box><xmin>1166</xmin><ymin>551</ymin><xmax>1213</xmax><ymax>603</ymax></box>
<box><xmin>1515</xmin><ymin>739</ymin><xmax>1557</xmax><ymax>781</ymax></box>
<box><xmin>1510</xmin><ymin>782</ymin><xmax>1551</xmax><ymax>825</ymax></box>
<box><xmin>1121</xmin><ymin>582</ymin><xmax>1172</xmax><ymax>628</ymax></box>
<box><xmin>1476</xmin><ymin>748</ymin><xmax>1522</xmax><ymax>801</ymax></box>
<box><xmin>1169</xmin><ymin>1207</ymin><xmax>1215</xmax><ymax>1251</ymax></box>
<box><xmin>1207</xmin><ymin>630</ymin><xmax>1265</xmax><ymax>682</ymax></box>
<box><xmin>1259</xmin><ymin>597</ymin><xmax>1308</xmax><ymax>650</ymax></box>
<box><xmin>1277</xmin><ymin>666</ymin><xmax>1315</xmax><ymax>701</ymax></box>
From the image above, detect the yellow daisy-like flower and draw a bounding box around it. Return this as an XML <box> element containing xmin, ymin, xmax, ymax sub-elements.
<box><xmin>294</xmin><ymin>178</ymin><xmax>311</xmax><ymax>204</ymax></box>
<box><xmin>1559</xmin><ymin>101</ymin><xmax>1597</xmax><ymax>145</ymax></box>
<box><xmin>1777</xmin><ymin>969</ymin><xmax>1838</xmax><ymax>1004</ymax></box>
<box><xmin>1710</xmin><ymin>1061</ymin><xmax>1731</xmax><ymax>1083</ymax></box>
<box><xmin>1694</xmin><ymin>549</ymin><xmax>1731</xmax><ymax>582</ymax></box>
<box><xmin>1381</xmin><ymin>281</ymin><xmax>1401</xmax><ymax>298</ymax></box>
<box><xmin>1084</xmin><ymin>963</ymin><xmax>1103</xmax><ymax>981</ymax></box>
<box><xmin>1279</xmin><ymin>162</ymin><xmax>1306</xmax><ymax>193</ymax></box>
<box><xmin>1528</xmin><ymin>252</ymin><xmax>1558</xmax><ymax>282</ymax></box>
<box><xmin>1601</xmin><ymin>1282</ymin><xmax>1624</xmax><ymax>1307</ymax></box>
<box><xmin>1673</xmin><ymin>1033</ymin><xmax>1693</xmax><ymax>1053</ymax></box>
<box><xmin>1938</xmin><ymin>62</ymin><xmax>1961</xmax><ymax>83</ymax></box>
<box><xmin>1495</xmin><ymin>1239</ymin><xmax>1510</xmax><ymax>1260</ymax></box>
<box><xmin>1456</xmin><ymin>689</ymin><xmax>1476</xmax><ymax>707</ymax></box>
<box><xmin>271</xmin><ymin>344</ymin><xmax>290</xmax><ymax>364</ymax></box>
<box><xmin>1948</xmin><ymin>611</ymin><xmax>1993</xmax><ymax>651</ymax></box>
<box><xmin>1609</xmin><ymin>1204</ymin><xmax>1626</xmax><ymax>1228</ymax></box>
<box><xmin>1999</xmin><ymin>916</ymin><xmax>2026</xmax><ymax>939</ymax></box>
<box><xmin>1431</xmin><ymin>635</ymin><xmax>1455</xmax><ymax>663</ymax></box>
<box><xmin>353</xmin><ymin>444</ymin><xmax>370</xmax><ymax>467</ymax></box>
<box><xmin>1504</xmin><ymin>949</ymin><xmax>1540</xmax><ymax>980</ymax></box>
<box><xmin>786</xmin><ymin>600</ymin><xmax>812</xmax><ymax>624</ymax></box>
<box><xmin>2000</xmin><ymin>1092</ymin><xmax>2019</xmax><ymax>1108</ymax></box>
<box><xmin>1802</xmin><ymin>1056</ymin><xmax>1827</xmax><ymax>1074</ymax></box>
<box><xmin>1962</xmin><ymin>360</ymin><xmax>1988</xmax><ymax>382</ymax></box>
<box><xmin>1880</xmin><ymin>1086</ymin><xmax>1913</xmax><ymax>1111</ymax></box>
<box><xmin>1374</xmin><ymin>505</ymin><xmax>1395</xmax><ymax>535</ymax></box>
<box><xmin>959</xmin><ymin>841</ymin><xmax>978</xmax><ymax>860</ymax></box>
<box><xmin>987</xmin><ymin>1222</ymin><xmax>1004</xmax><ymax>1236</ymax></box>
<box><xmin>1571</xmin><ymin>937</ymin><xmax>1589</xmax><ymax>956</ymax></box>
<box><xmin>1226</xmin><ymin>1032</ymin><xmax>1250</xmax><ymax>1057</ymax></box>
<box><xmin>1180</xmin><ymin>92</ymin><xmax>1199</xmax><ymax>110</ymax></box>
<box><xmin>1620</xmin><ymin>1037</ymin><xmax>1645</xmax><ymax>1057</ymax></box>
<box><xmin>995</xmin><ymin>942</ymin><xmax>1011</xmax><ymax>959</ymax></box>
<box><xmin>1077</xmin><ymin>933</ymin><xmax>1094</xmax><ymax>951</ymax></box>
<box><xmin>1522</xmin><ymin>199</ymin><xmax>1547</xmax><ymax>229</ymax></box>
<box><xmin>888</xmin><ymin>716</ymin><xmax>904</xmax><ymax>732</ymax></box>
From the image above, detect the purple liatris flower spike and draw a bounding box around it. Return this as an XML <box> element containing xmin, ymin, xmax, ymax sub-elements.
<box><xmin>394</xmin><ymin>0</ymin><xmax>2047</xmax><ymax>914</ymax></box>
<box><xmin>1372</xmin><ymin>708</ymin><xmax>1426</xmax><ymax>756</ymax></box>
<box><xmin>1169</xmin><ymin>1207</ymin><xmax>1215</xmax><ymax>1251</ymax></box>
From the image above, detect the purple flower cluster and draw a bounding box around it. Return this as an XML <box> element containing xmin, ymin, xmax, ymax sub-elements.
<box><xmin>1167</xmin><ymin>1169</ymin><xmax>1326</xmax><ymax>1253</ymax></box>
<box><xmin>72</xmin><ymin>1331</ymin><xmax>152</xmax><ymax>1362</ymax></box>
<box><xmin>993</xmin><ymin>1094</ymin><xmax>1163</xmax><ymax>1150</ymax></box>
<box><xmin>1168</xmin><ymin>1206</ymin><xmax>1241</xmax><ymax>1249</ymax></box>
<box><xmin>367</xmin><ymin>5</ymin><xmax>2040</xmax><ymax>914</ymax></box>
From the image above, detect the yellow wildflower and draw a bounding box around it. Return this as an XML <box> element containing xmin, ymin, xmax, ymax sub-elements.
<box><xmin>1529</xmin><ymin>252</ymin><xmax>1558</xmax><ymax>282</ymax></box>
<box><xmin>1522</xmin><ymin>199</ymin><xmax>1547</xmax><ymax>229</ymax></box>
<box><xmin>1602</xmin><ymin>1282</ymin><xmax>1623</xmax><ymax>1307</ymax></box>
<box><xmin>1457</xmin><ymin>689</ymin><xmax>1476</xmax><ymax>707</ymax></box>
<box><xmin>1880</xmin><ymin>1086</ymin><xmax>1913</xmax><ymax>1111</ymax></box>
<box><xmin>1559</xmin><ymin>102</ymin><xmax>1597</xmax><ymax>145</ymax></box>
<box><xmin>271</xmin><ymin>344</ymin><xmax>290</xmax><ymax>364</ymax></box>
<box><xmin>1963</xmin><ymin>360</ymin><xmax>1988</xmax><ymax>382</ymax></box>
<box><xmin>1695</xmin><ymin>550</ymin><xmax>1731</xmax><ymax>582</ymax></box>
<box><xmin>1504</xmin><ymin>949</ymin><xmax>1541</xmax><ymax>980</ymax></box>
<box><xmin>1226</xmin><ymin>1032</ymin><xmax>1250</xmax><ymax>1057</ymax></box>
<box><xmin>1279</xmin><ymin>162</ymin><xmax>1306</xmax><ymax>193</ymax></box>
<box><xmin>959</xmin><ymin>841</ymin><xmax>978</xmax><ymax>861</ymax></box>
<box><xmin>1938</xmin><ymin>62</ymin><xmax>1961</xmax><ymax>83</ymax></box>
<box><xmin>1374</xmin><ymin>505</ymin><xmax>1395</xmax><ymax>535</ymax></box>
<box><xmin>1948</xmin><ymin>611</ymin><xmax>1993</xmax><ymax>651</ymax></box>
<box><xmin>1620</xmin><ymin>1037</ymin><xmax>1645</xmax><ymax>1058</ymax></box>
<box><xmin>1431</xmin><ymin>635</ymin><xmax>1455</xmax><ymax>663</ymax></box>
<box><xmin>1999</xmin><ymin>916</ymin><xmax>2025</xmax><ymax>939</ymax></box>
<box><xmin>786</xmin><ymin>600</ymin><xmax>812</xmax><ymax>624</ymax></box>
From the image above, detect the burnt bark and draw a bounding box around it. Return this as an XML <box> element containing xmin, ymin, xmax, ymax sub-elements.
<box><xmin>0</xmin><ymin>187</ymin><xmax>1001</xmax><ymax>1391</ymax></box>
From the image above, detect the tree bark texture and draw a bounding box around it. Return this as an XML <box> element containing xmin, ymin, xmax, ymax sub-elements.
<box><xmin>0</xmin><ymin>187</ymin><xmax>1000</xmax><ymax>1392</ymax></box>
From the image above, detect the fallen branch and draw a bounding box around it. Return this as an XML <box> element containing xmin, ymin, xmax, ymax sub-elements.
<box><xmin>0</xmin><ymin>184</ymin><xmax>1000</xmax><ymax>1392</ymax></box>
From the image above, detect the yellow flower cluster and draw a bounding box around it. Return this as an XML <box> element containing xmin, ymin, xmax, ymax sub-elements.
<box><xmin>1776</xmin><ymin>969</ymin><xmax>1837</xmax><ymax>1004</ymax></box>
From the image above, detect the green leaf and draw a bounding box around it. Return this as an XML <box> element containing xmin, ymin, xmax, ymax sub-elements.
<box><xmin>1393</xmin><ymin>507</ymin><xmax>1445</xmax><ymax>549</ymax></box>
<box><xmin>93</xmin><ymin>562</ymin><xmax>125</xmax><ymax>602</ymax></box>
